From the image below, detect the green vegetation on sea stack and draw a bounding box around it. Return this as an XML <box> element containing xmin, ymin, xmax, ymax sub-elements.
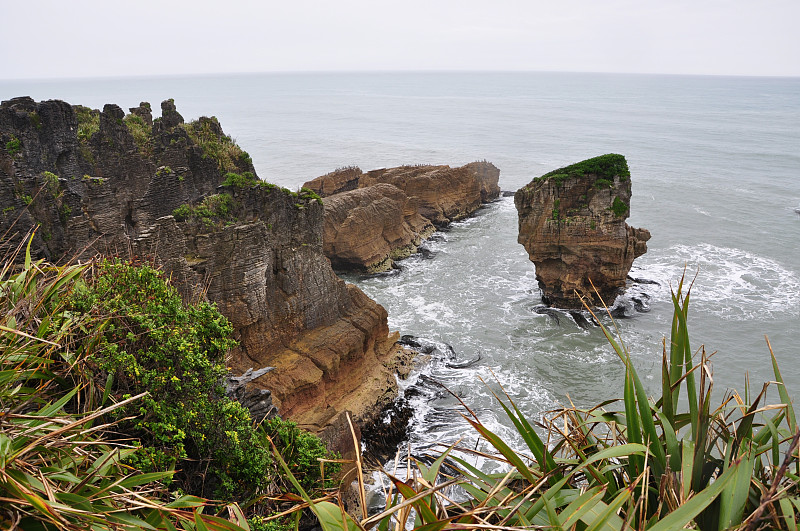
<box><xmin>183</xmin><ymin>116</ymin><xmax>253</xmax><ymax>173</ymax></box>
<box><xmin>536</xmin><ymin>153</ymin><xmax>631</xmax><ymax>186</ymax></box>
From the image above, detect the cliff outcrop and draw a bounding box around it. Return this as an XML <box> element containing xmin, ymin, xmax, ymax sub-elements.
<box><xmin>514</xmin><ymin>154</ymin><xmax>651</xmax><ymax>308</ymax></box>
<box><xmin>321</xmin><ymin>183</ymin><xmax>435</xmax><ymax>273</ymax></box>
<box><xmin>0</xmin><ymin>96</ymin><xmax>403</xmax><ymax>435</ymax></box>
<box><xmin>304</xmin><ymin>161</ymin><xmax>500</xmax><ymax>271</ymax></box>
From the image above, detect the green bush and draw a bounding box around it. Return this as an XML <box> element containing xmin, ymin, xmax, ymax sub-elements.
<box><xmin>74</xmin><ymin>105</ymin><xmax>100</xmax><ymax>143</ymax></box>
<box><xmin>183</xmin><ymin>117</ymin><xmax>251</xmax><ymax>173</ymax></box>
<box><xmin>536</xmin><ymin>153</ymin><xmax>630</xmax><ymax>185</ymax></box>
<box><xmin>610</xmin><ymin>195</ymin><xmax>628</xmax><ymax>217</ymax></box>
<box><xmin>222</xmin><ymin>171</ymin><xmax>260</xmax><ymax>187</ymax></box>
<box><xmin>0</xmin><ymin>241</ymin><xmax>249</xmax><ymax>530</ymax></box>
<box><xmin>5</xmin><ymin>136</ymin><xmax>21</xmax><ymax>155</ymax></box>
<box><xmin>263</xmin><ymin>417</ymin><xmax>341</xmax><ymax>495</ymax></box>
<box><xmin>125</xmin><ymin>113</ymin><xmax>153</xmax><ymax>155</ymax></box>
<box><xmin>69</xmin><ymin>259</ymin><xmax>271</xmax><ymax>500</ymax></box>
<box><xmin>172</xmin><ymin>194</ymin><xmax>234</xmax><ymax>225</ymax></box>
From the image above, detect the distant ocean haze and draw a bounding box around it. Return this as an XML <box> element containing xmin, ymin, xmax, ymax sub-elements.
<box><xmin>4</xmin><ymin>71</ymin><xmax>798</xmax><ymax>451</ymax></box>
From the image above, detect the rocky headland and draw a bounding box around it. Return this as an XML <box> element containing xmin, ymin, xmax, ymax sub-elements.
<box><xmin>304</xmin><ymin>161</ymin><xmax>501</xmax><ymax>272</ymax></box>
<box><xmin>514</xmin><ymin>154</ymin><xmax>651</xmax><ymax>308</ymax></box>
<box><xmin>0</xmin><ymin>96</ymin><xmax>407</xmax><ymax>445</ymax></box>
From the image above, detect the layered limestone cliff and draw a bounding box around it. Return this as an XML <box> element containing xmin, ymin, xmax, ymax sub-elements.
<box><xmin>304</xmin><ymin>161</ymin><xmax>500</xmax><ymax>271</ymax></box>
<box><xmin>0</xmin><ymin>96</ymin><xmax>403</xmax><ymax>435</ymax></box>
<box><xmin>514</xmin><ymin>154</ymin><xmax>651</xmax><ymax>308</ymax></box>
<box><xmin>320</xmin><ymin>183</ymin><xmax>435</xmax><ymax>273</ymax></box>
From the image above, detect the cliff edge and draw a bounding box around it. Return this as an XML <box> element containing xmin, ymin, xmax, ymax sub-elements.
<box><xmin>514</xmin><ymin>154</ymin><xmax>651</xmax><ymax>308</ymax></box>
<box><xmin>0</xmin><ymin>96</ymin><xmax>403</xmax><ymax>436</ymax></box>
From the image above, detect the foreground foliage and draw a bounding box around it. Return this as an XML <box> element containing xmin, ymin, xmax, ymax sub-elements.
<box><xmin>294</xmin><ymin>276</ymin><xmax>799</xmax><ymax>531</ymax></box>
<box><xmin>0</xmin><ymin>239</ymin><xmax>249</xmax><ymax>530</ymax></box>
<box><xmin>0</xmin><ymin>239</ymin><xmax>341</xmax><ymax>529</ymax></box>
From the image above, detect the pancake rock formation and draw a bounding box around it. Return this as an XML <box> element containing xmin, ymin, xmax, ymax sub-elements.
<box><xmin>0</xmin><ymin>96</ymin><xmax>405</xmax><ymax>441</ymax></box>
<box><xmin>514</xmin><ymin>154</ymin><xmax>651</xmax><ymax>308</ymax></box>
<box><xmin>304</xmin><ymin>161</ymin><xmax>500</xmax><ymax>271</ymax></box>
<box><xmin>320</xmin><ymin>183</ymin><xmax>435</xmax><ymax>273</ymax></box>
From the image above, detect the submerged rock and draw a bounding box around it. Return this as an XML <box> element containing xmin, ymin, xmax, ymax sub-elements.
<box><xmin>515</xmin><ymin>154</ymin><xmax>651</xmax><ymax>308</ymax></box>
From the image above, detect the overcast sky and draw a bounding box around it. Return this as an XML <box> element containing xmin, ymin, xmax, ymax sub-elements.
<box><xmin>2</xmin><ymin>0</ymin><xmax>798</xmax><ymax>80</ymax></box>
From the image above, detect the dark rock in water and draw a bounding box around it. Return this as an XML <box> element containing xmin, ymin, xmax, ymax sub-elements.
<box><xmin>361</xmin><ymin>397</ymin><xmax>414</xmax><ymax>463</ymax></box>
<box><xmin>501</xmin><ymin>190</ymin><xmax>516</xmax><ymax>197</ymax></box>
<box><xmin>445</xmin><ymin>354</ymin><xmax>482</xmax><ymax>369</ymax></box>
<box><xmin>534</xmin><ymin>305</ymin><xmax>561</xmax><ymax>325</ymax></box>
<box><xmin>632</xmin><ymin>294</ymin><xmax>651</xmax><ymax>313</ymax></box>
<box><xmin>569</xmin><ymin>310</ymin><xmax>595</xmax><ymax>329</ymax></box>
<box><xmin>628</xmin><ymin>275</ymin><xmax>660</xmax><ymax>286</ymax></box>
<box><xmin>417</xmin><ymin>242</ymin><xmax>436</xmax><ymax>259</ymax></box>
<box><xmin>398</xmin><ymin>335</ymin><xmax>455</xmax><ymax>359</ymax></box>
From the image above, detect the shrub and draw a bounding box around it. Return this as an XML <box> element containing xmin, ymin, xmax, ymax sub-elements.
<box><xmin>29</xmin><ymin>110</ymin><xmax>42</xmax><ymax>129</ymax></box>
<box><xmin>537</xmin><ymin>153</ymin><xmax>630</xmax><ymax>185</ymax></box>
<box><xmin>263</xmin><ymin>417</ymin><xmax>341</xmax><ymax>495</ymax></box>
<box><xmin>172</xmin><ymin>194</ymin><xmax>234</xmax><ymax>225</ymax></box>
<box><xmin>69</xmin><ymin>259</ymin><xmax>271</xmax><ymax>500</ymax></box>
<box><xmin>0</xmin><ymin>240</ymin><xmax>249</xmax><ymax>530</ymax></box>
<box><xmin>124</xmin><ymin>113</ymin><xmax>153</xmax><ymax>155</ymax></box>
<box><xmin>183</xmin><ymin>117</ymin><xmax>251</xmax><ymax>173</ymax></box>
<box><xmin>5</xmin><ymin>136</ymin><xmax>21</xmax><ymax>155</ymax></box>
<box><xmin>74</xmin><ymin>105</ymin><xmax>100</xmax><ymax>143</ymax></box>
<box><xmin>610</xmin><ymin>195</ymin><xmax>628</xmax><ymax>217</ymax></box>
<box><xmin>222</xmin><ymin>171</ymin><xmax>260</xmax><ymax>187</ymax></box>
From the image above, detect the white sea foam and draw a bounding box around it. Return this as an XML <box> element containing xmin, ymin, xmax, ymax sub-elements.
<box><xmin>638</xmin><ymin>244</ymin><xmax>800</xmax><ymax>320</ymax></box>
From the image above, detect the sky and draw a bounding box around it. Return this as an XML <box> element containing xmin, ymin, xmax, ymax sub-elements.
<box><xmin>1</xmin><ymin>0</ymin><xmax>799</xmax><ymax>80</ymax></box>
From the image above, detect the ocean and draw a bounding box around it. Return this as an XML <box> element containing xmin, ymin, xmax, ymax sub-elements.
<box><xmin>3</xmin><ymin>71</ymin><xmax>798</xmax><ymax>453</ymax></box>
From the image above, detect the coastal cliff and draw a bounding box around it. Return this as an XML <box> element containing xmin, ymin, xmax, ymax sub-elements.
<box><xmin>514</xmin><ymin>154</ymin><xmax>651</xmax><ymax>308</ymax></box>
<box><xmin>304</xmin><ymin>161</ymin><xmax>500</xmax><ymax>271</ymax></box>
<box><xmin>0</xmin><ymin>97</ymin><xmax>403</xmax><ymax>435</ymax></box>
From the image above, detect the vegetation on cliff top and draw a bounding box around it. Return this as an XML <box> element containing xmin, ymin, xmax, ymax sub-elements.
<box><xmin>535</xmin><ymin>153</ymin><xmax>631</xmax><ymax>187</ymax></box>
<box><xmin>183</xmin><ymin>116</ymin><xmax>253</xmax><ymax>173</ymax></box>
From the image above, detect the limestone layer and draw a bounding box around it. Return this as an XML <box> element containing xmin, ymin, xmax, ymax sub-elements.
<box><xmin>514</xmin><ymin>154</ymin><xmax>651</xmax><ymax>308</ymax></box>
<box><xmin>304</xmin><ymin>161</ymin><xmax>500</xmax><ymax>272</ymax></box>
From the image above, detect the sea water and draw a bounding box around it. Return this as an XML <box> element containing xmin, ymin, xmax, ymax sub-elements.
<box><xmin>3</xmin><ymin>72</ymin><xmax>798</xmax><ymax>451</ymax></box>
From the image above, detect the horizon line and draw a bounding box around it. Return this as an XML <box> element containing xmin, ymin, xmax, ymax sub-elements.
<box><xmin>2</xmin><ymin>68</ymin><xmax>799</xmax><ymax>84</ymax></box>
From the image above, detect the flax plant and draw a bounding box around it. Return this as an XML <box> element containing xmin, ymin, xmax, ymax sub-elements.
<box><xmin>296</xmin><ymin>275</ymin><xmax>799</xmax><ymax>531</ymax></box>
<box><xmin>0</xmin><ymin>236</ymin><xmax>248</xmax><ymax>530</ymax></box>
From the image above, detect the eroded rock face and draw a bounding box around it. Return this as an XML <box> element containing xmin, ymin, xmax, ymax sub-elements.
<box><xmin>514</xmin><ymin>154</ymin><xmax>651</xmax><ymax>308</ymax></box>
<box><xmin>0</xmin><ymin>97</ymin><xmax>402</xmax><ymax>436</ymax></box>
<box><xmin>304</xmin><ymin>161</ymin><xmax>500</xmax><ymax>270</ymax></box>
<box><xmin>321</xmin><ymin>183</ymin><xmax>435</xmax><ymax>272</ymax></box>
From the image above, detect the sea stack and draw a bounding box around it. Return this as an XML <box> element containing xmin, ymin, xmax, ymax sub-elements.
<box><xmin>514</xmin><ymin>154</ymin><xmax>651</xmax><ymax>308</ymax></box>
